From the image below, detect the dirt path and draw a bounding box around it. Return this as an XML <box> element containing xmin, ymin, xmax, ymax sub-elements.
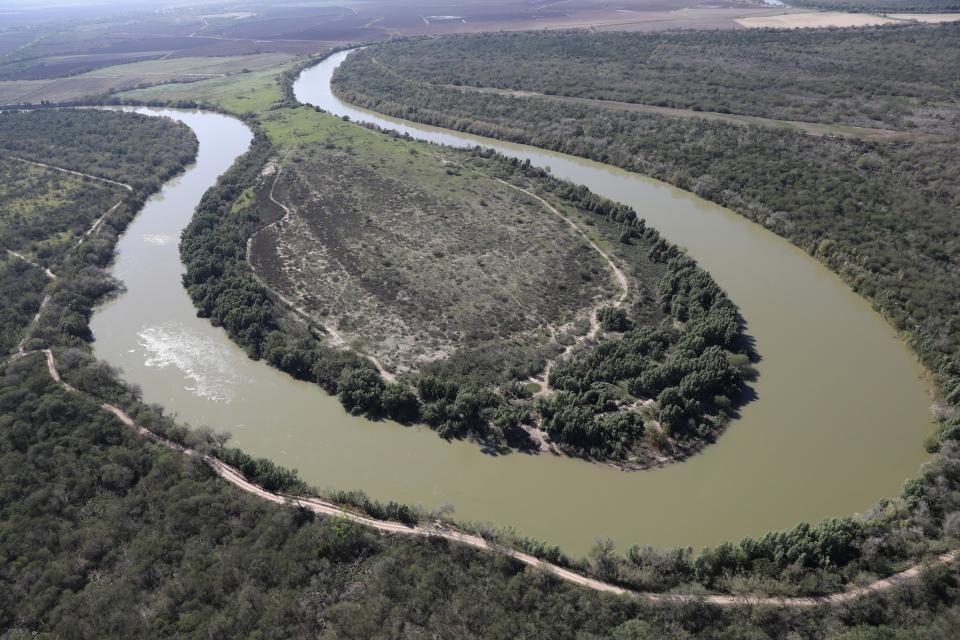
<box><xmin>10</xmin><ymin>344</ymin><xmax>957</xmax><ymax>608</ymax></box>
<box><xmin>8</xmin><ymin>173</ymin><xmax>126</xmax><ymax>354</ymax></box>
<box><xmin>6</xmin><ymin>249</ymin><xmax>57</xmax><ymax>280</ymax></box>
<box><xmin>6</xmin><ymin>155</ymin><xmax>133</xmax><ymax>191</ymax></box>
<box><xmin>245</xmin><ymin>158</ymin><xmax>397</xmax><ymax>384</ymax></box>
<box><xmin>497</xmin><ymin>179</ymin><xmax>628</xmax><ymax>396</ymax></box>
<box><xmin>439</xmin><ymin>85</ymin><xmax>920</xmax><ymax>143</ymax></box>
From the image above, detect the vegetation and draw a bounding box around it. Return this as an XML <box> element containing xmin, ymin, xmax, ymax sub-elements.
<box><xmin>173</xmin><ymin>89</ymin><xmax>750</xmax><ymax>462</ymax></box>
<box><xmin>8</xmin><ymin>354</ymin><xmax>960</xmax><ymax>639</ymax></box>
<box><xmin>333</xmin><ymin>27</ymin><xmax>960</xmax><ymax>132</ymax></box>
<box><xmin>333</xmin><ymin>26</ymin><xmax>960</xmax><ymax>451</ymax></box>
<box><xmin>0</xmin><ymin>109</ymin><xmax>196</xmax><ymax>356</ymax></box>
<box><xmin>5</xmin><ymin>30</ymin><xmax>960</xmax><ymax>638</ymax></box>
<box><xmin>0</xmin><ymin>109</ymin><xmax>196</xmax><ymax>191</ymax></box>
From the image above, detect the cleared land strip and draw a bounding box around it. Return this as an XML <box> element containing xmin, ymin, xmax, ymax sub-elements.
<box><xmin>5</xmin><ymin>155</ymin><xmax>133</xmax><ymax>191</ymax></box>
<box><xmin>8</xmin><ymin>174</ymin><xmax>127</xmax><ymax>354</ymax></box>
<box><xmin>439</xmin><ymin>84</ymin><xmax>918</xmax><ymax>142</ymax></box>
<box><xmin>10</xmin><ymin>342</ymin><xmax>958</xmax><ymax>608</ymax></box>
<box><xmin>245</xmin><ymin>159</ymin><xmax>397</xmax><ymax>383</ymax></box>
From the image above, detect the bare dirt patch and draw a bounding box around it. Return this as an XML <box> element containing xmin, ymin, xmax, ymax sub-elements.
<box><xmin>734</xmin><ymin>10</ymin><xmax>900</xmax><ymax>28</ymax></box>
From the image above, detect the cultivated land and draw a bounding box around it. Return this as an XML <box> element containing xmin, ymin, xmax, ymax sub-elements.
<box><xmin>0</xmin><ymin>53</ymin><xmax>294</xmax><ymax>106</ymax></box>
<box><xmin>1</xmin><ymin>0</ymin><xmax>930</xmax><ymax>110</ymax></box>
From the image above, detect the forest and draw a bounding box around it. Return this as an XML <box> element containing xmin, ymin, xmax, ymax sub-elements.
<box><xmin>0</xmin><ymin>109</ymin><xmax>198</xmax><ymax>192</ymax></box>
<box><xmin>5</xmin><ymin>350</ymin><xmax>960</xmax><ymax>638</ymax></box>
<box><xmin>332</xmin><ymin>26</ymin><xmax>960</xmax><ymax>451</ymax></box>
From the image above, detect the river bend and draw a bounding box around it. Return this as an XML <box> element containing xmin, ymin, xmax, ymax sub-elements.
<box><xmin>89</xmin><ymin>58</ymin><xmax>931</xmax><ymax>555</ymax></box>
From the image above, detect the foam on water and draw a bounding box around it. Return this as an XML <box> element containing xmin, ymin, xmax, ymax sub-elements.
<box><xmin>137</xmin><ymin>321</ymin><xmax>248</xmax><ymax>402</ymax></box>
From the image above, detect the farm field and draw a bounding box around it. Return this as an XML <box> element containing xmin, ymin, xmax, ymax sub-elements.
<box><xmin>0</xmin><ymin>53</ymin><xmax>294</xmax><ymax>106</ymax></box>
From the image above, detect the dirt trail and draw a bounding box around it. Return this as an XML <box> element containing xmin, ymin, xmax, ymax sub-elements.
<box><xmin>497</xmin><ymin>179</ymin><xmax>628</xmax><ymax>396</ymax></box>
<box><xmin>6</xmin><ymin>249</ymin><xmax>56</xmax><ymax>280</ymax></box>
<box><xmin>10</xmin><ymin>344</ymin><xmax>958</xmax><ymax>608</ymax></box>
<box><xmin>6</xmin><ymin>155</ymin><xmax>134</xmax><ymax>191</ymax></box>
<box><xmin>245</xmin><ymin>158</ymin><xmax>397</xmax><ymax>384</ymax></box>
<box><xmin>440</xmin><ymin>84</ymin><xmax>919</xmax><ymax>143</ymax></box>
<box><xmin>7</xmin><ymin>165</ymin><xmax>128</xmax><ymax>355</ymax></box>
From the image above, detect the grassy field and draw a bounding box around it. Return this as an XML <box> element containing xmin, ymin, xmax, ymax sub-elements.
<box><xmin>250</xmin><ymin>113</ymin><xmax>616</xmax><ymax>376</ymax></box>
<box><xmin>0</xmin><ymin>53</ymin><xmax>294</xmax><ymax>106</ymax></box>
<box><xmin>118</xmin><ymin>65</ymin><xmax>294</xmax><ymax>114</ymax></box>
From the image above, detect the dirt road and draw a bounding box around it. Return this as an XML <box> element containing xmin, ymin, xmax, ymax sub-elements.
<box><xmin>498</xmin><ymin>179</ymin><xmax>628</xmax><ymax>396</ymax></box>
<box><xmin>7</xmin><ymin>155</ymin><xmax>133</xmax><ymax>191</ymax></box>
<box><xmin>13</xmin><ymin>346</ymin><xmax>955</xmax><ymax>610</ymax></box>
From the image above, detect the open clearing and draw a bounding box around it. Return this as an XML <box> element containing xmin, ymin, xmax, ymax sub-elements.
<box><xmin>248</xmin><ymin>113</ymin><xmax>617</xmax><ymax>376</ymax></box>
<box><xmin>734</xmin><ymin>11</ymin><xmax>900</xmax><ymax>28</ymax></box>
<box><xmin>0</xmin><ymin>53</ymin><xmax>293</xmax><ymax>105</ymax></box>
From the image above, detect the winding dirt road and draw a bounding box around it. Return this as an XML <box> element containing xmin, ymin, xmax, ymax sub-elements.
<box><xmin>6</xmin><ymin>155</ymin><xmax>133</xmax><ymax>191</ymax></box>
<box><xmin>11</xmin><ymin>345</ymin><xmax>955</xmax><ymax>609</ymax></box>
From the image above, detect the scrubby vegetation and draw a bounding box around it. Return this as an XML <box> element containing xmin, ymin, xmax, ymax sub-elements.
<box><xmin>8</xmin><ymin>353</ymin><xmax>960</xmax><ymax>637</ymax></box>
<box><xmin>177</xmin><ymin>99</ymin><xmax>750</xmax><ymax>463</ymax></box>
<box><xmin>0</xmin><ymin>109</ymin><xmax>197</xmax><ymax>191</ymax></box>
<box><xmin>789</xmin><ymin>0</ymin><xmax>960</xmax><ymax>11</ymax></box>
<box><xmin>333</xmin><ymin>26</ymin><xmax>960</xmax><ymax>452</ymax></box>
<box><xmin>0</xmin><ymin>109</ymin><xmax>196</xmax><ymax>356</ymax></box>
<box><xmin>7</xmin><ymin>32</ymin><xmax>960</xmax><ymax>640</ymax></box>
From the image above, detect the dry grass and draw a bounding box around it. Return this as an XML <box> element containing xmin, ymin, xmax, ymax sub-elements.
<box><xmin>248</xmin><ymin>115</ymin><xmax>617</xmax><ymax>376</ymax></box>
<box><xmin>734</xmin><ymin>11</ymin><xmax>900</xmax><ymax>28</ymax></box>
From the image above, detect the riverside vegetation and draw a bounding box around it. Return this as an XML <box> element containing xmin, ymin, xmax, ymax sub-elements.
<box><xmin>159</xmin><ymin>67</ymin><xmax>753</xmax><ymax>464</ymax></box>
<box><xmin>331</xmin><ymin>25</ymin><xmax>960</xmax><ymax>452</ymax></box>
<box><xmin>0</xmin><ymin>42</ymin><xmax>958</xmax><ymax>640</ymax></box>
<box><xmin>0</xmin><ymin>109</ymin><xmax>196</xmax><ymax>355</ymax></box>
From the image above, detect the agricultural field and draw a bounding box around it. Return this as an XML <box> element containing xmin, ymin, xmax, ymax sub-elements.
<box><xmin>0</xmin><ymin>53</ymin><xmax>294</xmax><ymax>106</ymax></box>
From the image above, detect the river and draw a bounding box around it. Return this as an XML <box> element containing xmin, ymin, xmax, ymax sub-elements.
<box><xmin>90</xmin><ymin>54</ymin><xmax>932</xmax><ymax>556</ymax></box>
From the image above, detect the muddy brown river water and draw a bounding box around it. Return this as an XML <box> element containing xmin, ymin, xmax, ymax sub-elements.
<box><xmin>90</xmin><ymin>54</ymin><xmax>932</xmax><ymax>556</ymax></box>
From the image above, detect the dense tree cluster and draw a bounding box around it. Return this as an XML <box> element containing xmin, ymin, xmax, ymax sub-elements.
<box><xmin>0</xmin><ymin>109</ymin><xmax>197</xmax><ymax>191</ymax></box>
<box><xmin>335</xmin><ymin>25</ymin><xmax>960</xmax><ymax>131</ymax></box>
